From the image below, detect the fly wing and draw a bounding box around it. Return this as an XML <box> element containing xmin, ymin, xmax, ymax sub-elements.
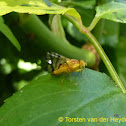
<box><xmin>46</xmin><ymin>52</ymin><xmax>70</xmax><ymax>72</ymax></box>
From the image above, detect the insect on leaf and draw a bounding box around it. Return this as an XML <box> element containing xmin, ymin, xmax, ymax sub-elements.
<box><xmin>46</xmin><ymin>52</ymin><xmax>87</xmax><ymax>75</ymax></box>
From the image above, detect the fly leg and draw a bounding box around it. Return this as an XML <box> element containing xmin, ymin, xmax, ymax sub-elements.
<box><xmin>60</xmin><ymin>73</ymin><xmax>65</xmax><ymax>86</ymax></box>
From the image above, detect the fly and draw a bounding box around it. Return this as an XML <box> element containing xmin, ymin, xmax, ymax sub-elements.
<box><xmin>46</xmin><ymin>52</ymin><xmax>87</xmax><ymax>75</ymax></box>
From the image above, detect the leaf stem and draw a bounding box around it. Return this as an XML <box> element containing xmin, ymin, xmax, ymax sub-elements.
<box><xmin>64</xmin><ymin>15</ymin><xmax>126</xmax><ymax>93</ymax></box>
<box><xmin>20</xmin><ymin>14</ymin><xmax>95</xmax><ymax>67</ymax></box>
<box><xmin>84</xmin><ymin>30</ymin><xmax>126</xmax><ymax>93</ymax></box>
<box><xmin>87</xmin><ymin>16</ymin><xmax>101</xmax><ymax>31</ymax></box>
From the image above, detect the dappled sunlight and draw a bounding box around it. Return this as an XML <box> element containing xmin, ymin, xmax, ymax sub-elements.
<box><xmin>17</xmin><ymin>59</ymin><xmax>41</xmax><ymax>71</ymax></box>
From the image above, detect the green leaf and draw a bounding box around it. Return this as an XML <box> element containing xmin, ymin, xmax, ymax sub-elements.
<box><xmin>96</xmin><ymin>2</ymin><xmax>126</xmax><ymax>23</ymax></box>
<box><xmin>0</xmin><ymin>17</ymin><xmax>21</xmax><ymax>51</ymax></box>
<box><xmin>0</xmin><ymin>68</ymin><xmax>126</xmax><ymax>126</ymax></box>
<box><xmin>0</xmin><ymin>0</ymin><xmax>81</xmax><ymax>23</ymax></box>
<box><xmin>60</xmin><ymin>0</ymin><xmax>95</xmax><ymax>9</ymax></box>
